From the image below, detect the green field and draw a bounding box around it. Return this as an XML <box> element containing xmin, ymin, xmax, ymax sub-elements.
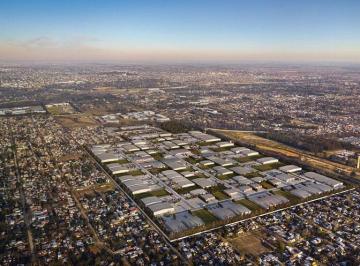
<box><xmin>212</xmin><ymin>190</ymin><xmax>230</xmax><ymax>200</ymax></box>
<box><xmin>192</xmin><ymin>209</ymin><xmax>219</xmax><ymax>224</ymax></box>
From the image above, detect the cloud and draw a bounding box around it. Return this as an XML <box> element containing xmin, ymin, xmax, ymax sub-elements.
<box><xmin>23</xmin><ymin>36</ymin><xmax>58</xmax><ymax>48</ymax></box>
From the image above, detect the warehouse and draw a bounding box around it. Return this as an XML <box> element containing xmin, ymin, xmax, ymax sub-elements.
<box><xmin>224</xmin><ymin>188</ymin><xmax>243</xmax><ymax>200</ymax></box>
<box><xmin>238</xmin><ymin>185</ymin><xmax>254</xmax><ymax>194</ymax></box>
<box><xmin>96</xmin><ymin>152</ymin><xmax>124</xmax><ymax>163</ymax></box>
<box><xmin>275</xmin><ymin>173</ymin><xmax>296</xmax><ymax>183</ymax></box>
<box><xmin>213</xmin><ymin>166</ymin><xmax>234</xmax><ymax>176</ymax></box>
<box><xmin>240</xmin><ymin>149</ymin><xmax>259</xmax><ymax>157</ymax></box>
<box><xmin>162</xmin><ymin>157</ymin><xmax>187</xmax><ymax>171</ymax></box>
<box><xmin>268</xmin><ymin>178</ymin><xmax>282</xmax><ymax>187</ymax></box>
<box><xmin>207</xmin><ymin>156</ymin><xmax>234</xmax><ymax>167</ymax></box>
<box><xmin>163</xmin><ymin>211</ymin><xmax>204</xmax><ymax>232</ymax></box>
<box><xmin>200</xmin><ymin>193</ymin><xmax>217</xmax><ymax>203</ymax></box>
<box><xmin>199</xmin><ymin>160</ymin><xmax>215</xmax><ymax>166</ymax></box>
<box><xmin>148</xmin><ymin>202</ymin><xmax>175</xmax><ymax>216</ymax></box>
<box><xmin>141</xmin><ymin>196</ymin><xmax>163</xmax><ymax>207</ymax></box>
<box><xmin>216</xmin><ymin>141</ymin><xmax>234</xmax><ymax>148</ymax></box>
<box><xmin>232</xmin><ymin>175</ymin><xmax>253</xmax><ymax>185</ymax></box>
<box><xmin>172</xmin><ymin>139</ymin><xmax>189</xmax><ymax>146</ymax></box>
<box><xmin>122</xmin><ymin>144</ymin><xmax>140</xmax><ymax>152</ymax></box>
<box><xmin>189</xmin><ymin>131</ymin><xmax>221</xmax><ymax>143</ymax></box>
<box><xmin>189</xmin><ymin>188</ymin><xmax>207</xmax><ymax>196</ymax></box>
<box><xmin>231</xmin><ymin>166</ymin><xmax>255</xmax><ymax>175</ymax></box>
<box><xmin>168</xmin><ymin>148</ymin><xmax>193</xmax><ymax>158</ymax></box>
<box><xmin>288</xmin><ymin>188</ymin><xmax>312</xmax><ymax>199</ymax></box>
<box><xmin>257</xmin><ymin>157</ymin><xmax>279</xmax><ymax>165</ymax></box>
<box><xmin>206</xmin><ymin>203</ymin><xmax>236</xmax><ymax>220</ymax></box>
<box><xmin>248</xmin><ymin>191</ymin><xmax>289</xmax><ymax>209</ymax></box>
<box><xmin>176</xmin><ymin>179</ymin><xmax>195</xmax><ymax>188</ymax></box>
<box><xmin>220</xmin><ymin>200</ymin><xmax>251</xmax><ymax>216</ymax></box>
<box><xmin>193</xmin><ymin>177</ymin><xmax>216</xmax><ymax>188</ymax></box>
<box><xmin>279</xmin><ymin>165</ymin><xmax>302</xmax><ymax>173</ymax></box>
<box><xmin>107</xmin><ymin>163</ymin><xmax>130</xmax><ymax>175</ymax></box>
<box><xmin>128</xmin><ymin>184</ymin><xmax>151</xmax><ymax>195</ymax></box>
<box><xmin>162</xmin><ymin>141</ymin><xmax>180</xmax><ymax>150</ymax></box>
<box><xmin>231</xmin><ymin>147</ymin><xmax>250</xmax><ymax>154</ymax></box>
<box><xmin>187</xmin><ymin>197</ymin><xmax>206</xmax><ymax>209</ymax></box>
<box><xmin>304</xmin><ymin>172</ymin><xmax>343</xmax><ymax>189</ymax></box>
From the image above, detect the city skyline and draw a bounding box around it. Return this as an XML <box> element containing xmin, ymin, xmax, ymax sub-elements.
<box><xmin>1</xmin><ymin>0</ymin><xmax>360</xmax><ymax>63</ymax></box>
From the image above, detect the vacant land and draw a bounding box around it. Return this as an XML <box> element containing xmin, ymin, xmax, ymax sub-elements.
<box><xmin>56</xmin><ymin>114</ymin><xmax>98</xmax><ymax>128</ymax></box>
<box><xmin>228</xmin><ymin>230</ymin><xmax>271</xmax><ymax>256</ymax></box>
<box><xmin>46</xmin><ymin>104</ymin><xmax>75</xmax><ymax>115</ymax></box>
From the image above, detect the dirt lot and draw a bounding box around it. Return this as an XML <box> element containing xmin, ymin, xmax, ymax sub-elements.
<box><xmin>227</xmin><ymin>231</ymin><xmax>271</xmax><ymax>256</ymax></box>
<box><xmin>56</xmin><ymin>114</ymin><xmax>98</xmax><ymax>128</ymax></box>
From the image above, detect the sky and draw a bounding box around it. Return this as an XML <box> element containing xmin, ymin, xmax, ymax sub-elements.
<box><xmin>0</xmin><ymin>0</ymin><xmax>360</xmax><ymax>63</ymax></box>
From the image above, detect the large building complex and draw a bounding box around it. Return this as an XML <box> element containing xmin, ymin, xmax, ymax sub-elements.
<box><xmin>90</xmin><ymin>125</ymin><xmax>346</xmax><ymax>237</ymax></box>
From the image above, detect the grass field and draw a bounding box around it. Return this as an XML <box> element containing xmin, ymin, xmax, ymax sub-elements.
<box><xmin>227</xmin><ymin>230</ymin><xmax>271</xmax><ymax>256</ymax></box>
<box><xmin>260</xmin><ymin>181</ymin><xmax>275</xmax><ymax>189</ymax></box>
<box><xmin>212</xmin><ymin>190</ymin><xmax>230</xmax><ymax>200</ymax></box>
<box><xmin>192</xmin><ymin>209</ymin><xmax>219</xmax><ymax>224</ymax></box>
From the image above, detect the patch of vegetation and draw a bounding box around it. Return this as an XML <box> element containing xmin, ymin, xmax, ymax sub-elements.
<box><xmin>235</xmin><ymin>199</ymin><xmax>264</xmax><ymax>211</ymax></box>
<box><xmin>175</xmin><ymin>184</ymin><xmax>200</xmax><ymax>195</ymax></box>
<box><xmin>260</xmin><ymin>181</ymin><xmax>274</xmax><ymax>189</ymax></box>
<box><xmin>159</xmin><ymin>120</ymin><xmax>197</xmax><ymax>133</ymax></box>
<box><xmin>212</xmin><ymin>190</ymin><xmax>230</xmax><ymax>200</ymax></box>
<box><xmin>244</xmin><ymin>171</ymin><xmax>261</xmax><ymax>178</ymax></box>
<box><xmin>192</xmin><ymin>209</ymin><xmax>219</xmax><ymax>224</ymax></box>
<box><xmin>254</xmin><ymin>162</ymin><xmax>285</xmax><ymax>172</ymax></box>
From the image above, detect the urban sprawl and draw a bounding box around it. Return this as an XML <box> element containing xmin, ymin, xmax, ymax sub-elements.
<box><xmin>1</xmin><ymin>64</ymin><xmax>360</xmax><ymax>266</ymax></box>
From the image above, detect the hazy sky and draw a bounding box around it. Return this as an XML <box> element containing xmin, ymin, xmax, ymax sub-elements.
<box><xmin>1</xmin><ymin>0</ymin><xmax>360</xmax><ymax>63</ymax></box>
